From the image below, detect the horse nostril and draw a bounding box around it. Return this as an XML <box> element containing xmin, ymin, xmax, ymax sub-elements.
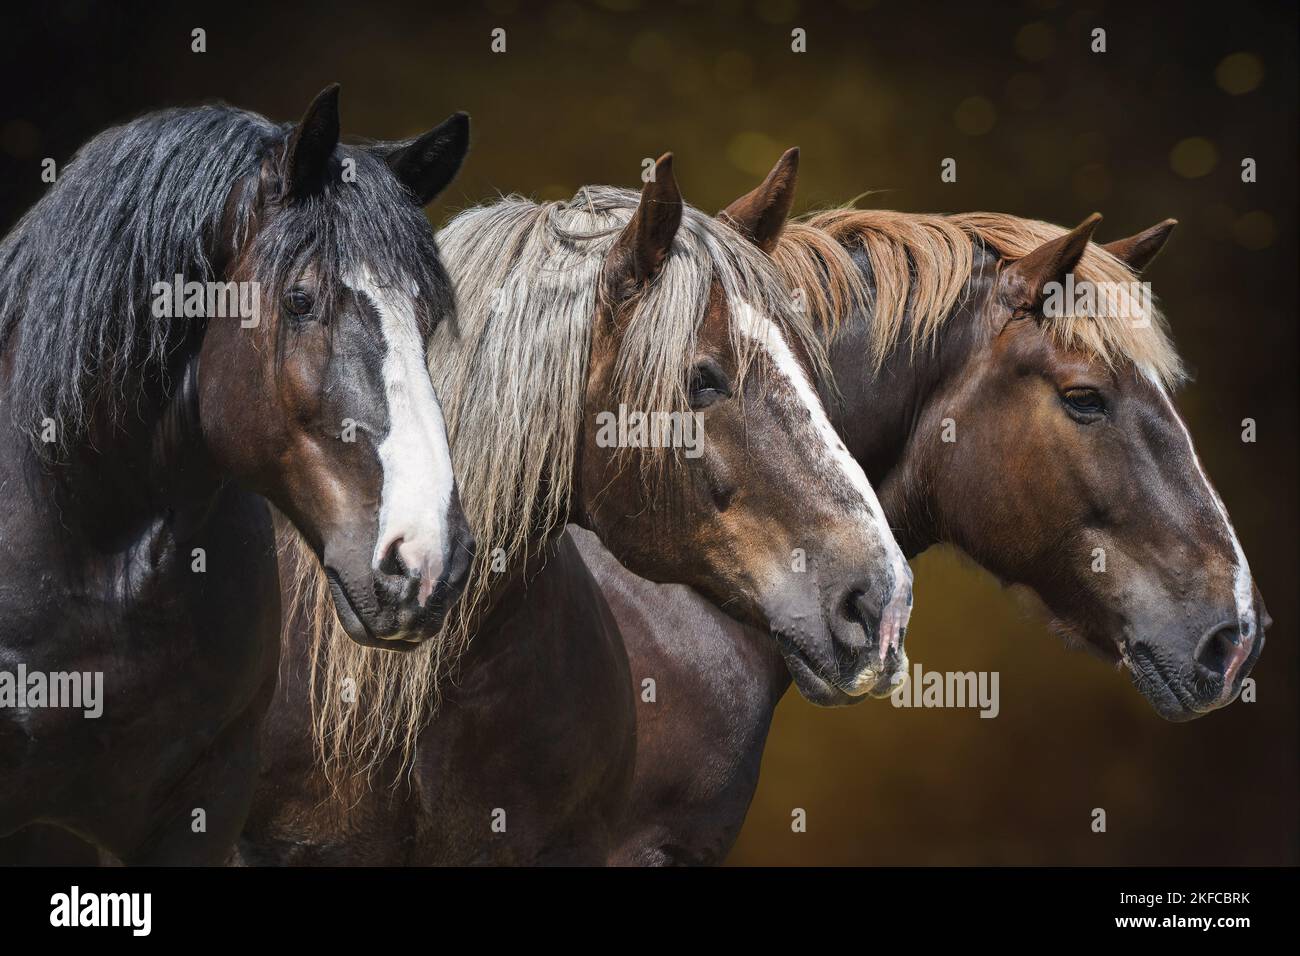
<box><xmin>854</xmin><ymin>591</ymin><xmax>884</xmax><ymax>629</ymax></box>
<box><xmin>835</xmin><ymin>586</ymin><xmax>881</xmax><ymax>654</ymax></box>
<box><xmin>1194</xmin><ymin>623</ymin><xmax>1239</xmax><ymax>679</ymax></box>
<box><xmin>377</xmin><ymin>536</ymin><xmax>408</xmax><ymax>579</ymax></box>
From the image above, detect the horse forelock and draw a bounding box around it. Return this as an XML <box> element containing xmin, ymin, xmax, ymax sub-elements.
<box><xmin>248</xmin><ymin>141</ymin><xmax>456</xmax><ymax>345</ymax></box>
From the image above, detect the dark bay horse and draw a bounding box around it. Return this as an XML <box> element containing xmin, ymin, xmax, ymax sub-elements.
<box><xmin>591</xmin><ymin>149</ymin><xmax>1270</xmax><ymax>864</ymax></box>
<box><xmin>0</xmin><ymin>86</ymin><xmax>472</xmax><ymax>863</ymax></box>
<box><xmin>237</xmin><ymin>155</ymin><xmax>913</xmax><ymax>864</ymax></box>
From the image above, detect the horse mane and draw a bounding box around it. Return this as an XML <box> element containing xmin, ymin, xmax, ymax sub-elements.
<box><xmin>773</xmin><ymin>207</ymin><xmax>1186</xmax><ymax>389</ymax></box>
<box><xmin>0</xmin><ymin>106</ymin><xmax>273</xmax><ymax>446</ymax></box>
<box><xmin>290</xmin><ymin>185</ymin><xmax>822</xmax><ymax>787</ymax></box>
<box><xmin>0</xmin><ymin>104</ymin><xmax>455</xmax><ymax>452</ymax></box>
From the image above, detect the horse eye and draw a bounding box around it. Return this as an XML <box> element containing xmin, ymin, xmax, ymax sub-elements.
<box><xmin>689</xmin><ymin>360</ymin><xmax>731</xmax><ymax>410</ymax></box>
<box><xmin>282</xmin><ymin>289</ymin><xmax>314</xmax><ymax>317</ymax></box>
<box><xmin>1062</xmin><ymin>387</ymin><xmax>1106</xmax><ymax>419</ymax></box>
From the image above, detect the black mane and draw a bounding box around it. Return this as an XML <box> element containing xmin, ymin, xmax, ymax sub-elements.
<box><xmin>0</xmin><ymin>103</ymin><xmax>454</xmax><ymax>450</ymax></box>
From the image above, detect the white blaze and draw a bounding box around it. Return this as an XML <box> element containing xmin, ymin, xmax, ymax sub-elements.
<box><xmin>348</xmin><ymin>268</ymin><xmax>456</xmax><ymax>603</ymax></box>
<box><xmin>735</xmin><ymin>303</ymin><xmax>913</xmax><ymax>673</ymax></box>
<box><xmin>1159</xmin><ymin>391</ymin><xmax>1256</xmax><ymax>647</ymax></box>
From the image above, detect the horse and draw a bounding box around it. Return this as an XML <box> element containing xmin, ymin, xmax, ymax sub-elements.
<box><xmin>590</xmin><ymin>149</ymin><xmax>1271</xmax><ymax>865</ymax></box>
<box><xmin>0</xmin><ymin>85</ymin><xmax>474</xmax><ymax>863</ymax></box>
<box><xmin>235</xmin><ymin>154</ymin><xmax>914</xmax><ymax>864</ymax></box>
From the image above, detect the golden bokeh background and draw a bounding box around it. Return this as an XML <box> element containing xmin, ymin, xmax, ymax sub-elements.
<box><xmin>2</xmin><ymin>0</ymin><xmax>1294</xmax><ymax>865</ymax></box>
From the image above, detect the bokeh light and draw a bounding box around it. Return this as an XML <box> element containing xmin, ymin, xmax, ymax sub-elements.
<box><xmin>1216</xmin><ymin>52</ymin><xmax>1264</xmax><ymax>94</ymax></box>
<box><xmin>1170</xmin><ymin>136</ymin><xmax>1219</xmax><ymax>178</ymax></box>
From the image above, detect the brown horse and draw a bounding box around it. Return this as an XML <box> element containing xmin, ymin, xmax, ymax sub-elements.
<box><xmin>592</xmin><ymin>150</ymin><xmax>1270</xmax><ymax>865</ymax></box>
<box><xmin>0</xmin><ymin>86</ymin><xmax>472</xmax><ymax>863</ymax></box>
<box><xmin>235</xmin><ymin>155</ymin><xmax>913</xmax><ymax>864</ymax></box>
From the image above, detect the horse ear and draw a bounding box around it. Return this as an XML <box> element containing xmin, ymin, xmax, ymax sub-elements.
<box><xmin>719</xmin><ymin>147</ymin><xmax>799</xmax><ymax>253</ymax></box>
<box><xmin>382</xmin><ymin>112</ymin><xmax>470</xmax><ymax>206</ymax></box>
<box><xmin>283</xmin><ymin>84</ymin><xmax>341</xmax><ymax>200</ymax></box>
<box><xmin>610</xmin><ymin>153</ymin><xmax>683</xmax><ymax>289</ymax></box>
<box><xmin>1000</xmin><ymin>213</ymin><xmax>1102</xmax><ymax>312</ymax></box>
<box><xmin>1101</xmin><ymin>218</ymin><xmax>1177</xmax><ymax>273</ymax></box>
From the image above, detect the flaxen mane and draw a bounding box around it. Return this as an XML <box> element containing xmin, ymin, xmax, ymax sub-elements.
<box><xmin>285</xmin><ymin>185</ymin><xmax>822</xmax><ymax>786</ymax></box>
<box><xmin>772</xmin><ymin>208</ymin><xmax>1185</xmax><ymax>388</ymax></box>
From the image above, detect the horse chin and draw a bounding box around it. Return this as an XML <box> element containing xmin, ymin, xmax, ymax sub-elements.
<box><xmin>774</xmin><ymin>635</ymin><xmax>871</xmax><ymax>707</ymax></box>
<box><xmin>1125</xmin><ymin>657</ymin><xmax>1208</xmax><ymax>722</ymax></box>
<box><xmin>1047</xmin><ymin>615</ymin><xmax>1247</xmax><ymax>722</ymax></box>
<box><xmin>856</xmin><ymin>649</ymin><xmax>910</xmax><ymax>701</ymax></box>
<box><xmin>324</xmin><ymin>569</ymin><xmax>427</xmax><ymax>653</ymax></box>
<box><xmin>1120</xmin><ymin>639</ymin><xmax>1248</xmax><ymax>722</ymax></box>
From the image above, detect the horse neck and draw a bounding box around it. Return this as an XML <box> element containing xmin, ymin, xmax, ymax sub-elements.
<box><xmin>462</xmin><ymin>537</ymin><xmax>562</xmax><ymax>647</ymax></box>
<box><xmin>821</xmin><ymin>247</ymin><xmax>995</xmax><ymax>558</ymax></box>
<box><xmin>453</xmin><ymin>532</ymin><xmax>596</xmax><ymax>675</ymax></box>
<box><xmin>53</xmin><ymin>342</ymin><xmax>220</xmax><ymax>549</ymax></box>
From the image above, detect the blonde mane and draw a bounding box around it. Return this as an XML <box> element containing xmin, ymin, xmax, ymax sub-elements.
<box><xmin>773</xmin><ymin>207</ymin><xmax>1185</xmax><ymax>388</ymax></box>
<box><xmin>282</xmin><ymin>185</ymin><xmax>820</xmax><ymax>786</ymax></box>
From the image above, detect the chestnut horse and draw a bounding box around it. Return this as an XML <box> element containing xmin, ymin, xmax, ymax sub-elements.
<box><xmin>235</xmin><ymin>155</ymin><xmax>913</xmax><ymax>864</ymax></box>
<box><xmin>0</xmin><ymin>86</ymin><xmax>472</xmax><ymax>863</ymax></box>
<box><xmin>591</xmin><ymin>149</ymin><xmax>1269</xmax><ymax>864</ymax></box>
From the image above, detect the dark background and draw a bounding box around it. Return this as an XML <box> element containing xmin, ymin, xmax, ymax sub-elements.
<box><xmin>2</xmin><ymin>0</ymin><xmax>1295</xmax><ymax>865</ymax></box>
